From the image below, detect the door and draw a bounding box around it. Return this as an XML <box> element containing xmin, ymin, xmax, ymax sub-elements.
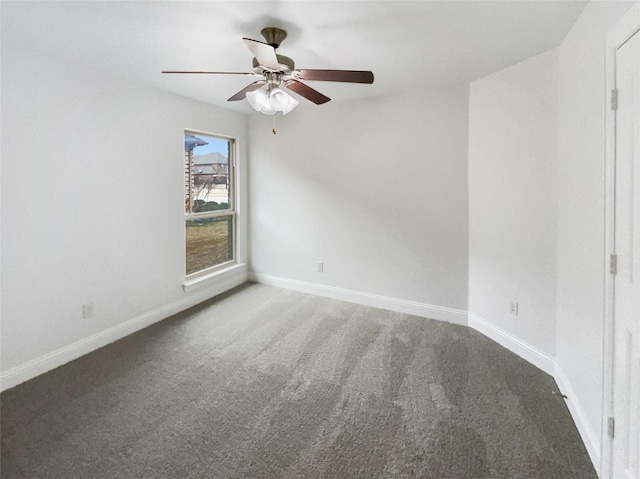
<box><xmin>612</xmin><ymin>19</ymin><xmax>640</xmax><ymax>479</ymax></box>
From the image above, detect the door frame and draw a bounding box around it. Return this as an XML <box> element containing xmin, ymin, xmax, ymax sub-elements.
<box><xmin>603</xmin><ymin>4</ymin><xmax>640</xmax><ymax>478</ymax></box>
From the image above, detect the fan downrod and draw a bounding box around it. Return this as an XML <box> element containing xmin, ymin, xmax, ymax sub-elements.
<box><xmin>261</xmin><ymin>27</ymin><xmax>287</xmax><ymax>48</ymax></box>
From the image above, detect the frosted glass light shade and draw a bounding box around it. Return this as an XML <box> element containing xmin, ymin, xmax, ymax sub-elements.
<box><xmin>282</xmin><ymin>96</ymin><xmax>298</xmax><ymax>115</ymax></box>
<box><xmin>269</xmin><ymin>87</ymin><xmax>289</xmax><ymax>110</ymax></box>
<box><xmin>246</xmin><ymin>89</ymin><xmax>269</xmax><ymax>111</ymax></box>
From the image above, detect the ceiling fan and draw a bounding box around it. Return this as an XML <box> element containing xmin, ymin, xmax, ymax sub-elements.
<box><xmin>162</xmin><ymin>27</ymin><xmax>374</xmax><ymax>116</ymax></box>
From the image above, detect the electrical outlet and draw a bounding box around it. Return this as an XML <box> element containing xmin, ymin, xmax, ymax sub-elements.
<box><xmin>510</xmin><ymin>301</ymin><xmax>519</xmax><ymax>316</ymax></box>
<box><xmin>317</xmin><ymin>262</ymin><xmax>323</xmax><ymax>273</ymax></box>
<box><xmin>82</xmin><ymin>303</ymin><xmax>94</xmax><ymax>319</ymax></box>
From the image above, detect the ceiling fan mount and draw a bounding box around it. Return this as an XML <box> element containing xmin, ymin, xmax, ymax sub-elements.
<box><xmin>162</xmin><ymin>26</ymin><xmax>374</xmax><ymax>115</ymax></box>
<box><xmin>260</xmin><ymin>27</ymin><xmax>287</xmax><ymax>49</ymax></box>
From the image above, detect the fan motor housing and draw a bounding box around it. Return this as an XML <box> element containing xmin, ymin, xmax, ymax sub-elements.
<box><xmin>253</xmin><ymin>54</ymin><xmax>295</xmax><ymax>74</ymax></box>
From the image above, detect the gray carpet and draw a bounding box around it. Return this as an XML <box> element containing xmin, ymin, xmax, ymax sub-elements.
<box><xmin>1</xmin><ymin>283</ymin><xmax>596</xmax><ymax>478</ymax></box>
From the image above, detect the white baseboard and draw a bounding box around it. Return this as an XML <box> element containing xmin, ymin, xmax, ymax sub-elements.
<box><xmin>468</xmin><ymin>312</ymin><xmax>555</xmax><ymax>376</ymax></box>
<box><xmin>249</xmin><ymin>272</ymin><xmax>468</xmax><ymax>326</ymax></box>
<box><xmin>0</xmin><ymin>266</ymin><xmax>248</xmax><ymax>392</ymax></box>
<box><xmin>554</xmin><ymin>364</ymin><xmax>601</xmax><ymax>473</ymax></box>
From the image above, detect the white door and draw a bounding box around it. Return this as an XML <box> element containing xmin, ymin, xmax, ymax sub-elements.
<box><xmin>612</xmin><ymin>21</ymin><xmax>640</xmax><ymax>479</ymax></box>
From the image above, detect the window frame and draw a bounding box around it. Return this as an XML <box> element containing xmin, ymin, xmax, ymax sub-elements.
<box><xmin>184</xmin><ymin>129</ymin><xmax>237</xmax><ymax>278</ymax></box>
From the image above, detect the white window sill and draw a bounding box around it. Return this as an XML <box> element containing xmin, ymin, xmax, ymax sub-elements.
<box><xmin>182</xmin><ymin>262</ymin><xmax>248</xmax><ymax>293</ymax></box>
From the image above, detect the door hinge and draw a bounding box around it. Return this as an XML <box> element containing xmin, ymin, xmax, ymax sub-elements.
<box><xmin>610</xmin><ymin>254</ymin><xmax>618</xmax><ymax>275</ymax></box>
<box><xmin>608</xmin><ymin>416</ymin><xmax>615</xmax><ymax>438</ymax></box>
<box><xmin>610</xmin><ymin>89</ymin><xmax>618</xmax><ymax>111</ymax></box>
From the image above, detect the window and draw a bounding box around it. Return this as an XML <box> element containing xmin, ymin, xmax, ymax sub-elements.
<box><xmin>184</xmin><ymin>131</ymin><xmax>235</xmax><ymax>276</ymax></box>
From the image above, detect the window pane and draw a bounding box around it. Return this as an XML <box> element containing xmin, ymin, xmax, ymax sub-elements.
<box><xmin>185</xmin><ymin>216</ymin><xmax>233</xmax><ymax>275</ymax></box>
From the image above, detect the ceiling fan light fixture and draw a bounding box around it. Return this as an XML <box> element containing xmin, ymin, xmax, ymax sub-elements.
<box><xmin>246</xmin><ymin>84</ymin><xmax>298</xmax><ymax>115</ymax></box>
<box><xmin>246</xmin><ymin>88</ymin><xmax>276</xmax><ymax>115</ymax></box>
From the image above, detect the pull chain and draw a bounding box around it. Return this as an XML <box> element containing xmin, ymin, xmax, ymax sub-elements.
<box><xmin>272</xmin><ymin>114</ymin><xmax>277</xmax><ymax>135</ymax></box>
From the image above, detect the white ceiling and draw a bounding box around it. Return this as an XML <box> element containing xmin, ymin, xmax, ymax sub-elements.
<box><xmin>1</xmin><ymin>1</ymin><xmax>587</xmax><ymax>114</ymax></box>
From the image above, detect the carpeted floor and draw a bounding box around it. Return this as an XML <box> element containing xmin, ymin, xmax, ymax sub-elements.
<box><xmin>1</xmin><ymin>283</ymin><xmax>596</xmax><ymax>478</ymax></box>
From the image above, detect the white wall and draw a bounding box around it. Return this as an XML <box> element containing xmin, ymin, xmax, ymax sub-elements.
<box><xmin>468</xmin><ymin>49</ymin><xmax>559</xmax><ymax>367</ymax></box>
<box><xmin>555</xmin><ymin>0</ymin><xmax>637</xmax><ymax>469</ymax></box>
<box><xmin>248</xmin><ymin>88</ymin><xmax>469</xmax><ymax>314</ymax></box>
<box><xmin>0</xmin><ymin>43</ymin><xmax>248</xmax><ymax>386</ymax></box>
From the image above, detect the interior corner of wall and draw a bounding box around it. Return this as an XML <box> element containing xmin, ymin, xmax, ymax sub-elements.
<box><xmin>553</xmin><ymin>361</ymin><xmax>602</xmax><ymax>472</ymax></box>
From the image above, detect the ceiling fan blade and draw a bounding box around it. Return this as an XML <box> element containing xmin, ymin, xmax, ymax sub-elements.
<box><xmin>285</xmin><ymin>80</ymin><xmax>331</xmax><ymax>105</ymax></box>
<box><xmin>242</xmin><ymin>38</ymin><xmax>279</xmax><ymax>70</ymax></box>
<box><xmin>296</xmin><ymin>69</ymin><xmax>374</xmax><ymax>84</ymax></box>
<box><xmin>227</xmin><ymin>81</ymin><xmax>266</xmax><ymax>101</ymax></box>
<box><xmin>162</xmin><ymin>71</ymin><xmax>258</xmax><ymax>76</ymax></box>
